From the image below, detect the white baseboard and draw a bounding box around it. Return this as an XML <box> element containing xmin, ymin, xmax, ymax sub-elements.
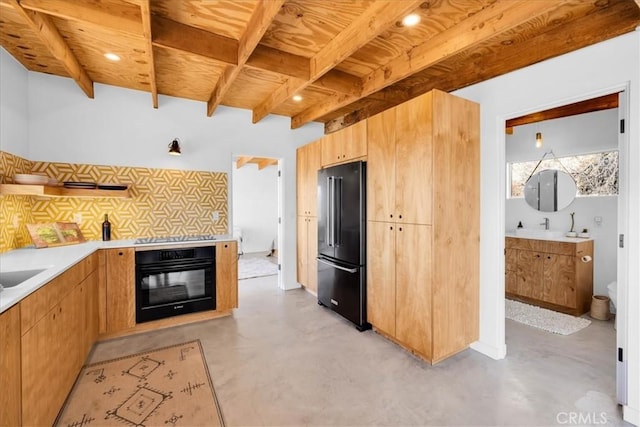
<box><xmin>624</xmin><ymin>405</ymin><xmax>640</xmax><ymax>426</ymax></box>
<box><xmin>470</xmin><ymin>340</ymin><xmax>507</xmax><ymax>360</ymax></box>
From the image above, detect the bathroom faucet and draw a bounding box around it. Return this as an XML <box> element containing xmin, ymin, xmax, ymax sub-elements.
<box><xmin>540</xmin><ymin>217</ymin><xmax>550</xmax><ymax>230</ymax></box>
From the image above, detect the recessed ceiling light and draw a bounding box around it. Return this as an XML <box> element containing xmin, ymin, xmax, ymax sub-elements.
<box><xmin>402</xmin><ymin>13</ymin><xmax>421</xmax><ymax>27</ymax></box>
<box><xmin>104</xmin><ymin>52</ymin><xmax>120</xmax><ymax>61</ymax></box>
<box><xmin>292</xmin><ymin>94</ymin><xmax>303</xmax><ymax>102</ymax></box>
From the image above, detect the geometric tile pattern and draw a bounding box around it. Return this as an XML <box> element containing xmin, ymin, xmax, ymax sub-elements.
<box><xmin>0</xmin><ymin>151</ymin><xmax>228</xmax><ymax>252</ymax></box>
<box><xmin>0</xmin><ymin>151</ymin><xmax>35</xmax><ymax>252</ymax></box>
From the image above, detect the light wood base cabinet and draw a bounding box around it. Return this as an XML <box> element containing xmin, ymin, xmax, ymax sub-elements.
<box><xmin>506</xmin><ymin>237</ymin><xmax>594</xmax><ymax>315</ymax></box>
<box><xmin>20</xmin><ymin>254</ymin><xmax>98</xmax><ymax>427</ymax></box>
<box><xmin>104</xmin><ymin>248</ymin><xmax>136</xmax><ymax>333</ymax></box>
<box><xmin>0</xmin><ymin>305</ymin><xmax>21</xmax><ymax>427</ymax></box>
<box><xmin>216</xmin><ymin>240</ymin><xmax>239</xmax><ymax>310</ymax></box>
<box><xmin>366</xmin><ymin>89</ymin><xmax>479</xmax><ymax>364</ymax></box>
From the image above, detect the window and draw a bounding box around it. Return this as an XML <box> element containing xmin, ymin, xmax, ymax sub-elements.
<box><xmin>509</xmin><ymin>151</ymin><xmax>618</xmax><ymax>198</ymax></box>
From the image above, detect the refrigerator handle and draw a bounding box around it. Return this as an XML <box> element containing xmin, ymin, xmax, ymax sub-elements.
<box><xmin>326</xmin><ymin>176</ymin><xmax>333</xmax><ymax>247</ymax></box>
<box><xmin>317</xmin><ymin>257</ymin><xmax>358</xmax><ymax>273</ymax></box>
<box><xmin>334</xmin><ymin>177</ymin><xmax>342</xmax><ymax>247</ymax></box>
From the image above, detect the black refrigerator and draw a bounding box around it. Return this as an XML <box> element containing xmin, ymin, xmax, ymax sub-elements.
<box><xmin>317</xmin><ymin>160</ymin><xmax>369</xmax><ymax>331</ymax></box>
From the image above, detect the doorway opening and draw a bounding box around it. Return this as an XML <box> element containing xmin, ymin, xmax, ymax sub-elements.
<box><xmin>231</xmin><ymin>155</ymin><xmax>281</xmax><ymax>284</ymax></box>
<box><xmin>503</xmin><ymin>90</ymin><xmax>626</xmax><ymax>410</ymax></box>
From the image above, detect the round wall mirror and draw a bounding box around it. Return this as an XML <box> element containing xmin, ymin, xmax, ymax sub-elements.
<box><xmin>524</xmin><ymin>169</ymin><xmax>577</xmax><ymax>212</ymax></box>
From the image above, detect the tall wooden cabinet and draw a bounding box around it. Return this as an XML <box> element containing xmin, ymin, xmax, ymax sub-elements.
<box><xmin>296</xmin><ymin>140</ymin><xmax>321</xmax><ymax>292</ymax></box>
<box><xmin>366</xmin><ymin>89</ymin><xmax>480</xmax><ymax>364</ymax></box>
<box><xmin>104</xmin><ymin>247</ymin><xmax>136</xmax><ymax>333</ymax></box>
<box><xmin>216</xmin><ymin>240</ymin><xmax>239</xmax><ymax>311</ymax></box>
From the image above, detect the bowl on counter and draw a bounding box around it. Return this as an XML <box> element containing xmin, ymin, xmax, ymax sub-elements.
<box><xmin>14</xmin><ymin>174</ymin><xmax>50</xmax><ymax>185</ymax></box>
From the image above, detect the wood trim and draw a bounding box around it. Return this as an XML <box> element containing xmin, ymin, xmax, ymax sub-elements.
<box><xmin>236</xmin><ymin>156</ymin><xmax>253</xmax><ymax>168</ymax></box>
<box><xmin>0</xmin><ymin>184</ymin><xmax>130</xmax><ymax>198</ymax></box>
<box><xmin>0</xmin><ymin>305</ymin><xmax>21</xmax><ymax>426</ymax></box>
<box><xmin>505</xmin><ymin>93</ymin><xmax>619</xmax><ymax>132</ymax></box>
<box><xmin>7</xmin><ymin>0</ymin><xmax>94</xmax><ymax>98</ymax></box>
<box><xmin>98</xmin><ymin>309</ymin><xmax>232</xmax><ymax>341</ymax></box>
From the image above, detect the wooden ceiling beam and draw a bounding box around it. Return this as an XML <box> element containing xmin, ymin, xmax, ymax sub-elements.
<box><xmin>207</xmin><ymin>0</ymin><xmax>285</xmax><ymax>117</ymax></box>
<box><xmin>291</xmin><ymin>0</ymin><xmax>565</xmax><ymax>129</ymax></box>
<box><xmin>139</xmin><ymin>0</ymin><xmax>157</xmax><ymax>109</ymax></box>
<box><xmin>7</xmin><ymin>0</ymin><xmax>94</xmax><ymax>98</ymax></box>
<box><xmin>152</xmin><ymin>15</ymin><xmax>238</xmax><ymax>65</ymax></box>
<box><xmin>257</xmin><ymin>158</ymin><xmax>278</xmax><ymax>170</ymax></box>
<box><xmin>247</xmin><ymin>47</ymin><xmax>362</xmax><ymax>96</ymax></box>
<box><xmin>253</xmin><ymin>0</ymin><xmax>422</xmax><ymax>124</ymax></box>
<box><xmin>236</xmin><ymin>156</ymin><xmax>254</xmax><ymax>168</ymax></box>
<box><xmin>18</xmin><ymin>0</ymin><xmax>142</xmax><ymax>34</ymax></box>
<box><xmin>326</xmin><ymin>0</ymin><xmax>638</xmax><ymax>133</ymax></box>
<box><xmin>505</xmin><ymin>93</ymin><xmax>619</xmax><ymax>132</ymax></box>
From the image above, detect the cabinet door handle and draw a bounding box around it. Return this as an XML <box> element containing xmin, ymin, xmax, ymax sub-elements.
<box><xmin>118</xmin><ymin>252</ymin><xmax>124</xmax><ymax>256</ymax></box>
<box><xmin>399</xmin><ymin>227</ymin><xmax>403</xmax><ymax>231</ymax></box>
<box><xmin>399</xmin><ymin>214</ymin><xmax>402</xmax><ymax>219</ymax></box>
<box><xmin>390</xmin><ymin>226</ymin><xmax>393</xmax><ymax>230</ymax></box>
<box><xmin>390</xmin><ymin>214</ymin><xmax>393</xmax><ymax>218</ymax></box>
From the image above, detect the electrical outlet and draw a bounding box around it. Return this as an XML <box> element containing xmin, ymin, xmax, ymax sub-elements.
<box><xmin>594</xmin><ymin>216</ymin><xmax>603</xmax><ymax>226</ymax></box>
<box><xmin>12</xmin><ymin>214</ymin><xmax>19</xmax><ymax>228</ymax></box>
<box><xmin>212</xmin><ymin>211</ymin><xmax>220</xmax><ymax>221</ymax></box>
<box><xmin>73</xmin><ymin>213</ymin><xmax>83</xmax><ymax>224</ymax></box>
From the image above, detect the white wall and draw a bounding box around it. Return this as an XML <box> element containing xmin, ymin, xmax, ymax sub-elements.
<box><xmin>15</xmin><ymin>69</ymin><xmax>323</xmax><ymax>292</ymax></box>
<box><xmin>0</xmin><ymin>49</ymin><xmax>29</xmax><ymax>157</ymax></box>
<box><xmin>455</xmin><ymin>31</ymin><xmax>640</xmax><ymax>425</ymax></box>
<box><xmin>232</xmin><ymin>162</ymin><xmax>278</xmax><ymax>253</ymax></box>
<box><xmin>506</xmin><ymin>109</ymin><xmax>619</xmax><ymax>296</ymax></box>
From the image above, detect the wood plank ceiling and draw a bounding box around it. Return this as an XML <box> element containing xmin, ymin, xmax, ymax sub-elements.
<box><xmin>1</xmin><ymin>0</ymin><xmax>639</xmax><ymax>134</ymax></box>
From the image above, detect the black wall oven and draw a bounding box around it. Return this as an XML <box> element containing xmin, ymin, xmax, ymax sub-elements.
<box><xmin>135</xmin><ymin>246</ymin><xmax>216</xmax><ymax>323</ymax></box>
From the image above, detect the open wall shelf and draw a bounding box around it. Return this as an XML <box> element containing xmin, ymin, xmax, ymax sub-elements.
<box><xmin>0</xmin><ymin>184</ymin><xmax>130</xmax><ymax>199</ymax></box>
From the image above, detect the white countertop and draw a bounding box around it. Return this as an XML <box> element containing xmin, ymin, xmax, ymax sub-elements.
<box><xmin>505</xmin><ymin>231</ymin><xmax>594</xmax><ymax>243</ymax></box>
<box><xmin>0</xmin><ymin>236</ymin><xmax>236</xmax><ymax>314</ymax></box>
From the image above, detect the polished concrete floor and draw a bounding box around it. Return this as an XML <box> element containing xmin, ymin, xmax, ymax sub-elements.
<box><xmin>90</xmin><ymin>276</ymin><xmax>623</xmax><ymax>426</ymax></box>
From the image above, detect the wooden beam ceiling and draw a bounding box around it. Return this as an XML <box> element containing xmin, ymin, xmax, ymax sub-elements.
<box><xmin>251</xmin><ymin>0</ymin><xmax>423</xmax><ymax>124</ymax></box>
<box><xmin>206</xmin><ymin>0</ymin><xmax>285</xmax><ymax>117</ymax></box>
<box><xmin>7</xmin><ymin>0</ymin><xmax>94</xmax><ymax>98</ymax></box>
<box><xmin>291</xmin><ymin>0</ymin><xmax>566</xmax><ymax>129</ymax></box>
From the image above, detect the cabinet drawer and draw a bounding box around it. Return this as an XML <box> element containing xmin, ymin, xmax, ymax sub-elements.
<box><xmin>543</xmin><ymin>241</ymin><xmax>575</xmax><ymax>256</ymax></box>
<box><xmin>506</xmin><ymin>237</ymin><xmax>544</xmax><ymax>252</ymax></box>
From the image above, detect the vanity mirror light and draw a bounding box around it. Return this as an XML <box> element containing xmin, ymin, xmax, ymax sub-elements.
<box><xmin>524</xmin><ymin>168</ymin><xmax>577</xmax><ymax>212</ymax></box>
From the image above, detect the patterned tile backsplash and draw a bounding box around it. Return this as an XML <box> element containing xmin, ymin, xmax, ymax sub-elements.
<box><xmin>0</xmin><ymin>151</ymin><xmax>228</xmax><ymax>253</ymax></box>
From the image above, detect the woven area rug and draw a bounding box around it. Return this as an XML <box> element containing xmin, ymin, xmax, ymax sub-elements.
<box><xmin>238</xmin><ymin>256</ymin><xmax>278</xmax><ymax>280</ymax></box>
<box><xmin>506</xmin><ymin>299</ymin><xmax>591</xmax><ymax>335</ymax></box>
<box><xmin>55</xmin><ymin>340</ymin><xmax>224</xmax><ymax>427</ymax></box>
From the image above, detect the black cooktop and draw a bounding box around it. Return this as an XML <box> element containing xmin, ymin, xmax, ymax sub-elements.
<box><xmin>134</xmin><ymin>235</ymin><xmax>217</xmax><ymax>245</ymax></box>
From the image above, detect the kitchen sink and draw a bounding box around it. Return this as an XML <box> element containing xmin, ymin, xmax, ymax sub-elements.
<box><xmin>0</xmin><ymin>268</ymin><xmax>47</xmax><ymax>288</ymax></box>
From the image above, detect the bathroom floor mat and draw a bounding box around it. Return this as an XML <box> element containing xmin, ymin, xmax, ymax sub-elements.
<box><xmin>506</xmin><ymin>299</ymin><xmax>591</xmax><ymax>335</ymax></box>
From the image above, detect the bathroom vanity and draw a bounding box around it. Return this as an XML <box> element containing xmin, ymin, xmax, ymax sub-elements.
<box><xmin>505</xmin><ymin>236</ymin><xmax>594</xmax><ymax>316</ymax></box>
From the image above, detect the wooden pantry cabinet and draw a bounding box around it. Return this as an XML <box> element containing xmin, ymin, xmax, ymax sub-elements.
<box><xmin>102</xmin><ymin>247</ymin><xmax>136</xmax><ymax>333</ymax></box>
<box><xmin>321</xmin><ymin>119</ymin><xmax>367</xmax><ymax>167</ymax></box>
<box><xmin>216</xmin><ymin>240</ymin><xmax>239</xmax><ymax>311</ymax></box>
<box><xmin>366</xmin><ymin>89</ymin><xmax>480</xmax><ymax>364</ymax></box>
<box><xmin>505</xmin><ymin>237</ymin><xmax>593</xmax><ymax>316</ymax></box>
<box><xmin>296</xmin><ymin>140</ymin><xmax>321</xmax><ymax>292</ymax></box>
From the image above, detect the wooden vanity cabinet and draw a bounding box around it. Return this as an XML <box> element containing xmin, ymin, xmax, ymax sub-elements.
<box><xmin>296</xmin><ymin>140</ymin><xmax>321</xmax><ymax>292</ymax></box>
<box><xmin>366</xmin><ymin>89</ymin><xmax>480</xmax><ymax>364</ymax></box>
<box><xmin>505</xmin><ymin>237</ymin><xmax>593</xmax><ymax>315</ymax></box>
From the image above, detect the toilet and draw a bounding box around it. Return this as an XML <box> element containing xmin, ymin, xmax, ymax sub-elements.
<box><xmin>607</xmin><ymin>281</ymin><xmax>618</xmax><ymax>329</ymax></box>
